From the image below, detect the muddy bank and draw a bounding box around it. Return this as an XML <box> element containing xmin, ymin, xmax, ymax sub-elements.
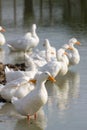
<box><xmin>0</xmin><ymin>62</ymin><xmax>26</xmax><ymax>85</ymax></box>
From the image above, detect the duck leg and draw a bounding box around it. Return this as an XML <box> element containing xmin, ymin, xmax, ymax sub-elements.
<box><xmin>27</xmin><ymin>114</ymin><xmax>30</xmax><ymax>121</ymax></box>
<box><xmin>34</xmin><ymin>113</ymin><xmax>37</xmax><ymax>120</ymax></box>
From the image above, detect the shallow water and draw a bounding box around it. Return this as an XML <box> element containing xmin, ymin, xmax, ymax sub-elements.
<box><xmin>0</xmin><ymin>0</ymin><xmax>87</xmax><ymax>130</ymax></box>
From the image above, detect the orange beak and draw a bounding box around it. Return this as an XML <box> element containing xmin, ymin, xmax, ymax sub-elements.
<box><xmin>64</xmin><ymin>51</ymin><xmax>68</xmax><ymax>55</ymax></box>
<box><xmin>51</xmin><ymin>51</ymin><xmax>55</xmax><ymax>54</ymax></box>
<box><xmin>29</xmin><ymin>79</ymin><xmax>36</xmax><ymax>84</ymax></box>
<box><xmin>1</xmin><ymin>27</ymin><xmax>6</xmax><ymax>32</ymax></box>
<box><xmin>68</xmin><ymin>46</ymin><xmax>73</xmax><ymax>50</ymax></box>
<box><xmin>48</xmin><ymin>75</ymin><xmax>56</xmax><ymax>82</ymax></box>
<box><xmin>75</xmin><ymin>41</ymin><xmax>80</xmax><ymax>45</ymax></box>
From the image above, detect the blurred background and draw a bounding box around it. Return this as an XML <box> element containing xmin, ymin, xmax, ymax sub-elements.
<box><xmin>0</xmin><ymin>1</ymin><xmax>87</xmax><ymax>130</ymax></box>
<box><xmin>0</xmin><ymin>0</ymin><xmax>87</xmax><ymax>26</ymax></box>
<box><xmin>0</xmin><ymin>0</ymin><xmax>87</xmax><ymax>50</ymax></box>
<box><xmin>0</xmin><ymin>0</ymin><xmax>87</xmax><ymax>58</ymax></box>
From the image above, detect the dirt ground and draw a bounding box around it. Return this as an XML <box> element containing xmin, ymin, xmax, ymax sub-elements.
<box><xmin>0</xmin><ymin>62</ymin><xmax>26</xmax><ymax>85</ymax></box>
<box><xmin>0</xmin><ymin>62</ymin><xmax>26</xmax><ymax>101</ymax></box>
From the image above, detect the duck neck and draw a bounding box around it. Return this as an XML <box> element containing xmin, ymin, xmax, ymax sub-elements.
<box><xmin>70</xmin><ymin>44</ymin><xmax>78</xmax><ymax>53</ymax></box>
<box><xmin>30</xmin><ymin>61</ymin><xmax>36</xmax><ymax>71</ymax></box>
<box><xmin>36</xmin><ymin>80</ymin><xmax>46</xmax><ymax>89</ymax></box>
<box><xmin>32</xmin><ymin>28</ymin><xmax>36</xmax><ymax>37</ymax></box>
<box><xmin>70</xmin><ymin>43</ymin><xmax>75</xmax><ymax>49</ymax></box>
<box><xmin>32</xmin><ymin>28</ymin><xmax>39</xmax><ymax>43</ymax></box>
<box><xmin>45</xmin><ymin>50</ymin><xmax>51</xmax><ymax>62</ymax></box>
<box><xmin>46</xmin><ymin>42</ymin><xmax>50</xmax><ymax>49</ymax></box>
<box><xmin>26</xmin><ymin>57</ymin><xmax>36</xmax><ymax>71</ymax></box>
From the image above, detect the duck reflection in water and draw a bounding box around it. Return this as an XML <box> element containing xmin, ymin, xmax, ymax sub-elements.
<box><xmin>14</xmin><ymin>108</ymin><xmax>47</xmax><ymax>130</ymax></box>
<box><xmin>8</xmin><ymin>51</ymin><xmax>28</xmax><ymax>64</ymax></box>
<box><xmin>0</xmin><ymin>102</ymin><xmax>47</xmax><ymax>130</ymax></box>
<box><xmin>46</xmin><ymin>70</ymin><xmax>80</xmax><ymax>113</ymax></box>
<box><xmin>57</xmin><ymin>70</ymin><xmax>80</xmax><ymax>111</ymax></box>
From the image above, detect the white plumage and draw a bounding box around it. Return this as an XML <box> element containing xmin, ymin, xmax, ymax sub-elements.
<box><xmin>11</xmin><ymin>71</ymin><xmax>56</xmax><ymax>119</ymax></box>
<box><xmin>43</xmin><ymin>39</ymin><xmax>56</xmax><ymax>62</ymax></box>
<box><xmin>0</xmin><ymin>26</ymin><xmax>6</xmax><ymax>46</ymax></box>
<box><xmin>67</xmin><ymin>38</ymin><xmax>80</xmax><ymax>66</ymax></box>
<box><xmin>56</xmin><ymin>48</ymin><xmax>69</xmax><ymax>76</ymax></box>
<box><xmin>7</xmin><ymin>24</ymin><xmax>39</xmax><ymax>52</ymax></box>
<box><xmin>0</xmin><ymin>76</ymin><xmax>34</xmax><ymax>101</ymax></box>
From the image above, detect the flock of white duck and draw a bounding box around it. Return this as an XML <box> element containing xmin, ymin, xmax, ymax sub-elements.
<box><xmin>0</xmin><ymin>24</ymin><xmax>80</xmax><ymax>121</ymax></box>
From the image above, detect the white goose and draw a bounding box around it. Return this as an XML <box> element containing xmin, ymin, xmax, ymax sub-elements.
<box><xmin>67</xmin><ymin>38</ymin><xmax>80</xmax><ymax>66</ymax></box>
<box><xmin>0</xmin><ymin>26</ymin><xmax>6</xmax><ymax>46</ymax></box>
<box><xmin>7</xmin><ymin>24</ymin><xmax>39</xmax><ymax>52</ymax></box>
<box><xmin>11</xmin><ymin>71</ymin><xmax>56</xmax><ymax>120</ymax></box>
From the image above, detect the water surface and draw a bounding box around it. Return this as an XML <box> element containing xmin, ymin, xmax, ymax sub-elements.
<box><xmin>0</xmin><ymin>0</ymin><xmax>87</xmax><ymax>130</ymax></box>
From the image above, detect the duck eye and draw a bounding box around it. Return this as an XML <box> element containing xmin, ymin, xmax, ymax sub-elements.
<box><xmin>45</xmin><ymin>72</ymin><xmax>47</xmax><ymax>75</ymax></box>
<box><xmin>44</xmin><ymin>72</ymin><xmax>48</xmax><ymax>76</ymax></box>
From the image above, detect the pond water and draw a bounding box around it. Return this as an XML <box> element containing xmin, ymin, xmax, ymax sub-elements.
<box><xmin>0</xmin><ymin>0</ymin><xmax>87</xmax><ymax>130</ymax></box>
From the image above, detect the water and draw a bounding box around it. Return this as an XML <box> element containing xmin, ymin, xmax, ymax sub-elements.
<box><xmin>0</xmin><ymin>0</ymin><xmax>87</xmax><ymax>130</ymax></box>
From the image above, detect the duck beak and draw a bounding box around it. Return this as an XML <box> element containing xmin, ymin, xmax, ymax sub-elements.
<box><xmin>75</xmin><ymin>41</ymin><xmax>80</xmax><ymax>45</ymax></box>
<box><xmin>68</xmin><ymin>46</ymin><xmax>73</xmax><ymax>50</ymax></box>
<box><xmin>51</xmin><ymin>51</ymin><xmax>55</xmax><ymax>54</ymax></box>
<box><xmin>64</xmin><ymin>51</ymin><xmax>68</xmax><ymax>55</ymax></box>
<box><xmin>1</xmin><ymin>27</ymin><xmax>6</xmax><ymax>32</ymax></box>
<box><xmin>29</xmin><ymin>79</ymin><xmax>36</xmax><ymax>84</ymax></box>
<box><xmin>48</xmin><ymin>75</ymin><xmax>56</xmax><ymax>82</ymax></box>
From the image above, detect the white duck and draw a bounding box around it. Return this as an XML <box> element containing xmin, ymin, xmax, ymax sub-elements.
<box><xmin>39</xmin><ymin>59</ymin><xmax>62</xmax><ymax>78</ymax></box>
<box><xmin>27</xmin><ymin>39</ymin><xmax>56</xmax><ymax>68</ymax></box>
<box><xmin>29</xmin><ymin>52</ymin><xmax>60</xmax><ymax>78</ymax></box>
<box><xmin>5</xmin><ymin>66</ymin><xmax>38</xmax><ymax>83</ymax></box>
<box><xmin>7</xmin><ymin>24</ymin><xmax>39</xmax><ymax>52</ymax></box>
<box><xmin>38</xmin><ymin>47</ymin><xmax>69</xmax><ymax>78</ymax></box>
<box><xmin>5</xmin><ymin>54</ymin><xmax>38</xmax><ymax>83</ymax></box>
<box><xmin>43</xmin><ymin>39</ymin><xmax>56</xmax><ymax>62</ymax></box>
<box><xmin>25</xmin><ymin>52</ymin><xmax>46</xmax><ymax>70</ymax></box>
<box><xmin>0</xmin><ymin>26</ymin><xmax>6</xmax><ymax>46</ymax></box>
<box><xmin>24</xmin><ymin>53</ymin><xmax>38</xmax><ymax>71</ymax></box>
<box><xmin>61</xmin><ymin>44</ymin><xmax>70</xmax><ymax>66</ymax></box>
<box><xmin>67</xmin><ymin>38</ymin><xmax>80</xmax><ymax>66</ymax></box>
<box><xmin>5</xmin><ymin>66</ymin><xmax>27</xmax><ymax>83</ymax></box>
<box><xmin>11</xmin><ymin>71</ymin><xmax>56</xmax><ymax>120</ymax></box>
<box><xmin>30</xmin><ymin>39</ymin><xmax>55</xmax><ymax>62</ymax></box>
<box><xmin>56</xmin><ymin>48</ymin><xmax>69</xmax><ymax>76</ymax></box>
<box><xmin>0</xmin><ymin>76</ymin><xmax>34</xmax><ymax>101</ymax></box>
